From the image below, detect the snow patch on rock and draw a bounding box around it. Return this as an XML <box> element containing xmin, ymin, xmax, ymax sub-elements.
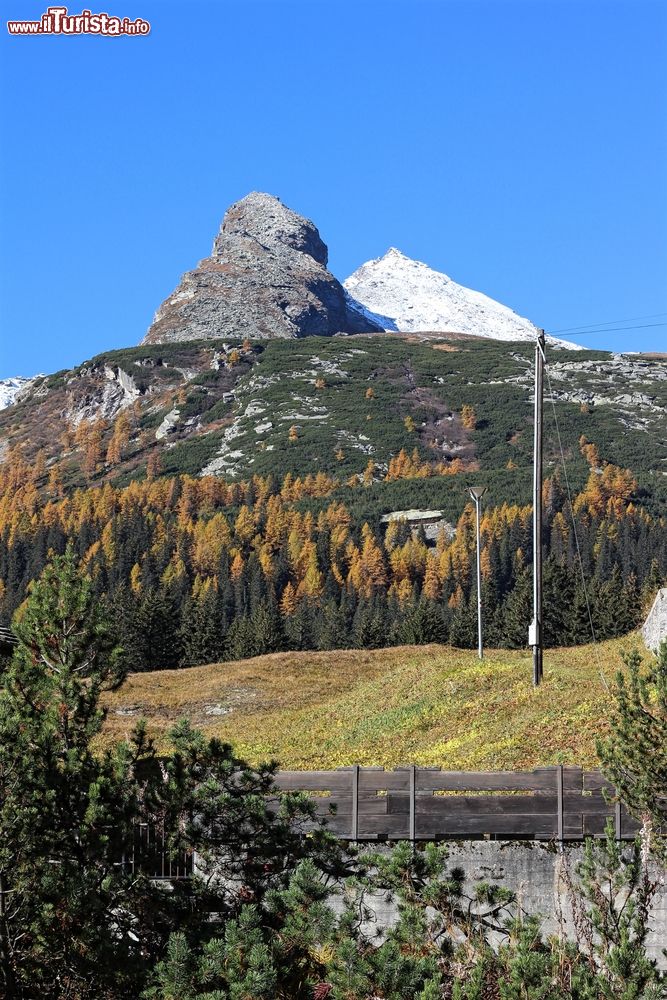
<box><xmin>0</xmin><ymin>375</ymin><xmax>43</xmax><ymax>411</ymax></box>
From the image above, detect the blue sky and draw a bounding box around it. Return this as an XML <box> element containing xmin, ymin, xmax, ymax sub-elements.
<box><xmin>1</xmin><ymin>0</ymin><xmax>666</xmax><ymax>378</ymax></box>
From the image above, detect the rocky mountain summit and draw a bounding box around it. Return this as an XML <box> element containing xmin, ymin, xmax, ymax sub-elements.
<box><xmin>343</xmin><ymin>249</ymin><xmax>580</xmax><ymax>348</ymax></box>
<box><xmin>143</xmin><ymin>193</ymin><xmax>380</xmax><ymax>345</ymax></box>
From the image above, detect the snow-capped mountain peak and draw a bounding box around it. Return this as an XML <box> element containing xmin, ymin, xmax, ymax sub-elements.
<box><xmin>343</xmin><ymin>249</ymin><xmax>580</xmax><ymax>349</ymax></box>
<box><xmin>384</xmin><ymin>247</ymin><xmax>410</xmax><ymax>260</ymax></box>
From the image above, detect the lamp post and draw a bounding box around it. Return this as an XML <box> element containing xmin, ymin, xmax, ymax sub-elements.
<box><xmin>467</xmin><ymin>486</ymin><xmax>487</xmax><ymax>660</ymax></box>
<box><xmin>530</xmin><ymin>330</ymin><xmax>546</xmax><ymax>686</ymax></box>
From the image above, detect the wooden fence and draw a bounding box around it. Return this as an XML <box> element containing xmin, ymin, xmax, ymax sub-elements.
<box><xmin>128</xmin><ymin>822</ymin><xmax>193</xmax><ymax>879</ymax></box>
<box><xmin>274</xmin><ymin>766</ymin><xmax>639</xmax><ymax>842</ymax></box>
<box><xmin>131</xmin><ymin>767</ymin><xmax>638</xmax><ymax>878</ymax></box>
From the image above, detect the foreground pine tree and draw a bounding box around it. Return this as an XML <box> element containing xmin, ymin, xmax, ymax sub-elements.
<box><xmin>0</xmin><ymin>548</ymin><xmax>346</xmax><ymax>998</ymax></box>
<box><xmin>597</xmin><ymin>643</ymin><xmax>667</xmax><ymax>862</ymax></box>
<box><xmin>571</xmin><ymin>824</ymin><xmax>664</xmax><ymax>998</ymax></box>
<box><xmin>0</xmin><ymin>546</ymin><xmax>149</xmax><ymax>998</ymax></box>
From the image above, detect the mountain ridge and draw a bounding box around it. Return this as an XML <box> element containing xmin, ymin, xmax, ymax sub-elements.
<box><xmin>1</xmin><ymin>335</ymin><xmax>665</xmax><ymax>519</ymax></box>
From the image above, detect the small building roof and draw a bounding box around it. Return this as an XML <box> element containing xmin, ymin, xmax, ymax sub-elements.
<box><xmin>380</xmin><ymin>509</ymin><xmax>444</xmax><ymax>523</ymax></box>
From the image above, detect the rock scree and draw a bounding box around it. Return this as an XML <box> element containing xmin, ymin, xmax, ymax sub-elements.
<box><xmin>142</xmin><ymin>192</ymin><xmax>381</xmax><ymax>344</ymax></box>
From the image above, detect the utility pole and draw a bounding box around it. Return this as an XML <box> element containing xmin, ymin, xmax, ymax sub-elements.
<box><xmin>467</xmin><ymin>485</ymin><xmax>487</xmax><ymax>660</ymax></box>
<box><xmin>530</xmin><ymin>330</ymin><xmax>546</xmax><ymax>686</ymax></box>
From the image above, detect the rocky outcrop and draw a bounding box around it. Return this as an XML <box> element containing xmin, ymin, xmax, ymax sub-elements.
<box><xmin>143</xmin><ymin>193</ymin><xmax>381</xmax><ymax>345</ymax></box>
<box><xmin>0</xmin><ymin>375</ymin><xmax>41</xmax><ymax>411</ymax></box>
<box><xmin>643</xmin><ymin>589</ymin><xmax>667</xmax><ymax>653</ymax></box>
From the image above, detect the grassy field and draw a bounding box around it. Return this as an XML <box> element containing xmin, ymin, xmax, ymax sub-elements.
<box><xmin>100</xmin><ymin>635</ymin><xmax>644</xmax><ymax>771</ymax></box>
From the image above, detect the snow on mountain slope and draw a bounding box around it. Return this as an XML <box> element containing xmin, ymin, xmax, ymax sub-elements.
<box><xmin>343</xmin><ymin>249</ymin><xmax>580</xmax><ymax>349</ymax></box>
<box><xmin>0</xmin><ymin>376</ymin><xmax>39</xmax><ymax>411</ymax></box>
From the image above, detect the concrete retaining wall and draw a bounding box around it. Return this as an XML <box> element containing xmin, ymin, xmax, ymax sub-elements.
<box><xmin>340</xmin><ymin>841</ymin><xmax>667</xmax><ymax>968</ymax></box>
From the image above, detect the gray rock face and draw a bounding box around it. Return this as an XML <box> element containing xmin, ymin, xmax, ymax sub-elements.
<box><xmin>642</xmin><ymin>589</ymin><xmax>667</xmax><ymax>653</ymax></box>
<box><xmin>143</xmin><ymin>192</ymin><xmax>380</xmax><ymax>344</ymax></box>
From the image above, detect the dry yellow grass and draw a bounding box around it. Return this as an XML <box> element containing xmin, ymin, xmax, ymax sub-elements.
<box><xmin>100</xmin><ymin>636</ymin><xmax>642</xmax><ymax>770</ymax></box>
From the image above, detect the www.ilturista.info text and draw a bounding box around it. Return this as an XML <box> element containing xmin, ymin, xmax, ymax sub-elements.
<box><xmin>7</xmin><ymin>6</ymin><xmax>150</xmax><ymax>35</ymax></box>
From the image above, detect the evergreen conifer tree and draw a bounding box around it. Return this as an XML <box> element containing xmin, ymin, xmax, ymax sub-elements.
<box><xmin>542</xmin><ymin>557</ymin><xmax>576</xmax><ymax>647</ymax></box>
<box><xmin>0</xmin><ymin>547</ymin><xmax>151</xmax><ymax>997</ymax></box>
<box><xmin>501</xmin><ymin>571</ymin><xmax>532</xmax><ymax>648</ymax></box>
<box><xmin>250</xmin><ymin>598</ymin><xmax>283</xmax><ymax>655</ymax></box>
<box><xmin>352</xmin><ymin>598</ymin><xmax>389</xmax><ymax>649</ymax></box>
<box><xmin>569</xmin><ymin>575</ymin><xmax>597</xmax><ymax>645</ymax></box>
<box><xmin>316</xmin><ymin>597</ymin><xmax>351</xmax><ymax>650</ymax></box>
<box><xmin>395</xmin><ymin>599</ymin><xmax>449</xmax><ymax>646</ymax></box>
<box><xmin>179</xmin><ymin>586</ymin><xmax>226</xmax><ymax>667</ymax></box>
<box><xmin>569</xmin><ymin>822</ymin><xmax>664</xmax><ymax>997</ymax></box>
<box><xmin>448</xmin><ymin>594</ymin><xmax>478</xmax><ymax>648</ymax></box>
<box><xmin>597</xmin><ymin>644</ymin><xmax>667</xmax><ymax>862</ymax></box>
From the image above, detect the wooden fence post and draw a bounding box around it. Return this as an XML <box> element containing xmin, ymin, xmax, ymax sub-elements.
<box><xmin>351</xmin><ymin>765</ymin><xmax>359</xmax><ymax>842</ymax></box>
<box><xmin>409</xmin><ymin>765</ymin><xmax>416</xmax><ymax>842</ymax></box>
<box><xmin>615</xmin><ymin>801</ymin><xmax>622</xmax><ymax>840</ymax></box>
<box><xmin>556</xmin><ymin>765</ymin><xmax>564</xmax><ymax>843</ymax></box>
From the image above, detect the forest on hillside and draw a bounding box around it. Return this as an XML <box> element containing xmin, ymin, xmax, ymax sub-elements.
<box><xmin>1</xmin><ymin>435</ymin><xmax>663</xmax><ymax>672</ymax></box>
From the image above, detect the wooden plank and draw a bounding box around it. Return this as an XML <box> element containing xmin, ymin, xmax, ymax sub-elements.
<box><xmin>563</xmin><ymin>816</ymin><xmax>583</xmax><ymax>838</ymax></box>
<box><xmin>413</xmin><ymin>793</ymin><xmax>617</xmax><ymax>817</ymax></box>
<box><xmin>563</xmin><ymin>798</ymin><xmax>618</xmax><ymax>816</ymax></box>
<box><xmin>358</xmin><ymin>770</ymin><xmax>410</xmax><ymax>791</ymax></box>
<box><xmin>622</xmin><ymin>812</ymin><xmax>641</xmax><ymax>834</ymax></box>
<box><xmin>315</xmin><ymin>816</ymin><xmax>353</xmax><ymax>830</ymax></box>
<box><xmin>417</xmin><ymin>770</ymin><xmax>555</xmax><ymax>792</ymax></box>
<box><xmin>410</xmin><ymin>765</ymin><xmax>416</xmax><ymax>841</ymax></box>
<box><xmin>583</xmin><ymin>815</ymin><xmax>615</xmax><ymax>836</ymax></box>
<box><xmin>582</xmin><ymin>813</ymin><xmax>637</xmax><ymax>838</ymax></box>
<box><xmin>275</xmin><ymin>772</ymin><xmax>354</xmax><ymax>791</ymax></box>
<box><xmin>386</xmin><ymin>794</ymin><xmax>410</xmax><ymax>815</ymax></box>
<box><xmin>411</xmin><ymin>795</ymin><xmax>557</xmax><ymax>816</ymax></box>
<box><xmin>582</xmin><ymin>771</ymin><xmax>615</xmax><ymax>793</ymax></box>
<box><xmin>357</xmin><ymin>798</ymin><xmax>389</xmax><ymax>816</ymax></box>
<box><xmin>561</xmin><ymin>766</ymin><xmax>584</xmax><ymax>791</ymax></box>
<box><xmin>414</xmin><ymin>814</ymin><xmax>558</xmax><ymax>837</ymax></box>
<box><xmin>358</xmin><ymin>814</ymin><xmax>411</xmax><ymax>837</ymax></box>
<box><xmin>557</xmin><ymin>765</ymin><xmax>564</xmax><ymax>842</ymax></box>
<box><xmin>312</xmin><ymin>799</ymin><xmax>352</xmax><ymax>813</ymax></box>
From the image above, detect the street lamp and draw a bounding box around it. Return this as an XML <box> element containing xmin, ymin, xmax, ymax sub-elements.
<box><xmin>467</xmin><ymin>486</ymin><xmax>487</xmax><ymax>660</ymax></box>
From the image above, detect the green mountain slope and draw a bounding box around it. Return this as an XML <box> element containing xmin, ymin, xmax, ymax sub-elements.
<box><xmin>2</xmin><ymin>334</ymin><xmax>666</xmax><ymax>516</ymax></box>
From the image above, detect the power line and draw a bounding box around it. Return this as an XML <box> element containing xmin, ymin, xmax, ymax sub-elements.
<box><xmin>548</xmin><ymin>321</ymin><xmax>667</xmax><ymax>339</ymax></box>
<box><xmin>551</xmin><ymin>312</ymin><xmax>667</xmax><ymax>334</ymax></box>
